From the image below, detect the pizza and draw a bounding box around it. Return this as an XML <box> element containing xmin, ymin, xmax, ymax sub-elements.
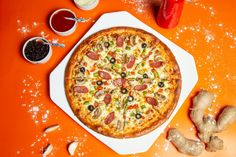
<box><xmin>65</xmin><ymin>27</ymin><xmax>181</xmax><ymax>138</ymax></box>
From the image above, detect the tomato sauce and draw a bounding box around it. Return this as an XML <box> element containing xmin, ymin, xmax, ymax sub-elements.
<box><xmin>51</xmin><ymin>10</ymin><xmax>75</xmax><ymax>32</ymax></box>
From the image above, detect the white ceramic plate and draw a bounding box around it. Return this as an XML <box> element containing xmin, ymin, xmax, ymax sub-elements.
<box><xmin>49</xmin><ymin>11</ymin><xmax>198</xmax><ymax>155</ymax></box>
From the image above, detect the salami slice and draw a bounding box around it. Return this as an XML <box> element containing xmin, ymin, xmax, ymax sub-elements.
<box><xmin>146</xmin><ymin>97</ymin><xmax>158</xmax><ymax>106</ymax></box>
<box><xmin>73</xmin><ymin>86</ymin><xmax>88</xmax><ymax>93</ymax></box>
<box><xmin>86</xmin><ymin>51</ymin><xmax>99</xmax><ymax>60</ymax></box>
<box><xmin>104</xmin><ymin>112</ymin><xmax>115</xmax><ymax>125</ymax></box>
<box><xmin>113</xmin><ymin>78</ymin><xmax>126</xmax><ymax>87</ymax></box>
<box><xmin>104</xmin><ymin>94</ymin><xmax>111</xmax><ymax>105</ymax></box>
<box><xmin>149</xmin><ymin>60</ymin><xmax>163</xmax><ymax>68</ymax></box>
<box><xmin>116</xmin><ymin>36</ymin><xmax>124</xmax><ymax>47</ymax></box>
<box><xmin>98</xmin><ymin>70</ymin><xmax>112</xmax><ymax>80</ymax></box>
<box><xmin>127</xmin><ymin>55</ymin><xmax>135</xmax><ymax>68</ymax></box>
<box><xmin>134</xmin><ymin>84</ymin><xmax>147</xmax><ymax>91</ymax></box>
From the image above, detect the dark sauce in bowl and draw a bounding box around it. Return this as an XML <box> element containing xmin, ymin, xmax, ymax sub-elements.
<box><xmin>51</xmin><ymin>10</ymin><xmax>76</xmax><ymax>32</ymax></box>
<box><xmin>24</xmin><ymin>39</ymin><xmax>49</xmax><ymax>61</ymax></box>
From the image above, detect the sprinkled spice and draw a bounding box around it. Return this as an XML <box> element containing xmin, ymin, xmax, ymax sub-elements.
<box><xmin>24</xmin><ymin>39</ymin><xmax>49</xmax><ymax>61</ymax></box>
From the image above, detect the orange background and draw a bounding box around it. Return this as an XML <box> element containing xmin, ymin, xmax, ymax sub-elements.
<box><xmin>1</xmin><ymin>0</ymin><xmax>236</xmax><ymax>156</ymax></box>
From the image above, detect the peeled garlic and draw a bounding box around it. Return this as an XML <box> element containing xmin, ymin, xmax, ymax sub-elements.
<box><xmin>43</xmin><ymin>144</ymin><xmax>53</xmax><ymax>157</ymax></box>
<box><xmin>68</xmin><ymin>141</ymin><xmax>79</xmax><ymax>156</ymax></box>
<box><xmin>44</xmin><ymin>124</ymin><xmax>60</xmax><ymax>133</ymax></box>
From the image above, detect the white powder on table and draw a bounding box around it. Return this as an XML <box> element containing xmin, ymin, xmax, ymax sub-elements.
<box><xmin>20</xmin><ymin>75</ymin><xmax>50</xmax><ymax>125</ymax></box>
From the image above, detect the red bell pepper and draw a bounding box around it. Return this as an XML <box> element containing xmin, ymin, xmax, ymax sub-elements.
<box><xmin>156</xmin><ymin>0</ymin><xmax>184</xmax><ymax>29</ymax></box>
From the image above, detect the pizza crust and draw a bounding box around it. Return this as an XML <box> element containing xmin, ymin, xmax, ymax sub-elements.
<box><xmin>65</xmin><ymin>27</ymin><xmax>181</xmax><ymax>138</ymax></box>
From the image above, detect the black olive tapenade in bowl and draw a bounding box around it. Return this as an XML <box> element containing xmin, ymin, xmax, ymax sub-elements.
<box><xmin>22</xmin><ymin>37</ymin><xmax>52</xmax><ymax>64</ymax></box>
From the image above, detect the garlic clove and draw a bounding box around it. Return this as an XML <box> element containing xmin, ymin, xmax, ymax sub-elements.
<box><xmin>44</xmin><ymin>124</ymin><xmax>60</xmax><ymax>133</ymax></box>
<box><xmin>68</xmin><ymin>141</ymin><xmax>79</xmax><ymax>156</ymax></box>
<box><xmin>43</xmin><ymin>144</ymin><xmax>53</xmax><ymax>157</ymax></box>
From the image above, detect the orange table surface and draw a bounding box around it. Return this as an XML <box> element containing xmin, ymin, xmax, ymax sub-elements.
<box><xmin>1</xmin><ymin>0</ymin><xmax>236</xmax><ymax>156</ymax></box>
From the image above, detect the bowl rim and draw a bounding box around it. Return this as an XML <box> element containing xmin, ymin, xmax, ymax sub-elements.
<box><xmin>49</xmin><ymin>8</ymin><xmax>77</xmax><ymax>34</ymax></box>
<box><xmin>22</xmin><ymin>36</ymin><xmax>52</xmax><ymax>64</ymax></box>
<box><xmin>73</xmin><ymin>0</ymin><xmax>99</xmax><ymax>10</ymax></box>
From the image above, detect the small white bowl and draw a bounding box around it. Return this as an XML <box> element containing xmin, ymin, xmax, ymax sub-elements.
<box><xmin>49</xmin><ymin>8</ymin><xmax>77</xmax><ymax>36</ymax></box>
<box><xmin>74</xmin><ymin>0</ymin><xmax>99</xmax><ymax>10</ymax></box>
<box><xmin>22</xmin><ymin>37</ymin><xmax>52</xmax><ymax>64</ymax></box>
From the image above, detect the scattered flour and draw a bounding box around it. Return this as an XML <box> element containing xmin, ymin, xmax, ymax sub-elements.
<box><xmin>121</xmin><ymin>0</ymin><xmax>152</xmax><ymax>20</ymax></box>
<box><xmin>169</xmin><ymin>1</ymin><xmax>236</xmax><ymax>103</ymax></box>
<box><xmin>20</xmin><ymin>75</ymin><xmax>50</xmax><ymax>125</ymax></box>
<box><xmin>17</xmin><ymin>19</ymin><xmax>43</xmax><ymax>36</ymax></box>
<box><xmin>163</xmin><ymin>139</ymin><xmax>170</xmax><ymax>151</ymax></box>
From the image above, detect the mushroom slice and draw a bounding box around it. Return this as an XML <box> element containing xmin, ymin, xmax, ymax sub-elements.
<box><xmin>68</xmin><ymin>141</ymin><xmax>79</xmax><ymax>156</ymax></box>
<box><xmin>142</xmin><ymin>78</ymin><xmax>153</xmax><ymax>84</ymax></box>
<box><xmin>95</xmin><ymin>90</ymin><xmax>105</xmax><ymax>98</ymax></box>
<box><xmin>92</xmin><ymin>107</ymin><xmax>102</xmax><ymax>119</ymax></box>
<box><xmin>116</xmin><ymin>120</ymin><xmax>125</xmax><ymax>131</ymax></box>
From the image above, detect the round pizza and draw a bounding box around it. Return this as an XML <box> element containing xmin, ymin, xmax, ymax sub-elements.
<box><xmin>65</xmin><ymin>27</ymin><xmax>181</xmax><ymax>138</ymax></box>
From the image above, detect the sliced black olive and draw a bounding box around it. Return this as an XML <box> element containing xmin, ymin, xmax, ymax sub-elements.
<box><xmin>104</xmin><ymin>42</ymin><xmax>110</xmax><ymax>48</ymax></box>
<box><xmin>80</xmin><ymin>67</ymin><xmax>85</xmax><ymax>73</ymax></box>
<box><xmin>158</xmin><ymin>81</ymin><xmax>164</xmax><ymax>88</ymax></box>
<box><xmin>121</xmin><ymin>88</ymin><xmax>128</xmax><ymax>94</ymax></box>
<box><xmin>127</xmin><ymin>95</ymin><xmax>134</xmax><ymax>102</ymax></box>
<box><xmin>96</xmin><ymin>80</ymin><xmax>103</xmax><ymax>86</ymax></box>
<box><xmin>87</xmin><ymin>105</ymin><xmax>95</xmax><ymax>111</ymax></box>
<box><xmin>141</xmin><ymin>43</ymin><xmax>147</xmax><ymax>48</ymax></box>
<box><xmin>121</xmin><ymin>72</ymin><xmax>126</xmax><ymax>78</ymax></box>
<box><xmin>143</xmin><ymin>73</ymin><xmax>148</xmax><ymax>78</ymax></box>
<box><xmin>110</xmin><ymin>58</ymin><xmax>116</xmax><ymax>64</ymax></box>
<box><xmin>135</xmin><ymin>113</ymin><xmax>142</xmax><ymax>119</ymax></box>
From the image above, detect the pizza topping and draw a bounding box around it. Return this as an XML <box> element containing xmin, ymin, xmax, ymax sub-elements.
<box><xmin>116</xmin><ymin>36</ymin><xmax>124</xmax><ymax>47</ymax></box>
<box><xmin>142</xmin><ymin>78</ymin><xmax>153</xmax><ymax>84</ymax></box>
<box><xmin>92</xmin><ymin>107</ymin><xmax>102</xmax><ymax>119</ymax></box>
<box><xmin>97</xmin><ymin>43</ymin><xmax>104</xmax><ymax>51</ymax></box>
<box><xmin>74</xmin><ymin>86</ymin><xmax>89</xmax><ymax>93</ymax></box>
<box><xmin>141</xmin><ymin>43</ymin><xmax>147</xmax><ymax>48</ymax></box>
<box><xmin>135</xmin><ymin>113</ymin><xmax>142</xmax><ymax>119</ymax></box>
<box><xmin>98</xmin><ymin>70</ymin><xmax>112</xmax><ymax>80</ymax></box>
<box><xmin>131</xmin><ymin>35</ymin><xmax>138</xmax><ymax>46</ymax></box>
<box><xmin>121</xmin><ymin>88</ymin><xmax>128</xmax><ymax>94</ymax></box>
<box><xmin>146</xmin><ymin>97</ymin><xmax>158</xmax><ymax>106</ymax></box>
<box><xmin>143</xmin><ymin>73</ymin><xmax>148</xmax><ymax>78</ymax></box>
<box><xmin>142</xmin><ymin>51</ymin><xmax>153</xmax><ymax>60</ymax></box>
<box><xmin>110</xmin><ymin>57</ymin><xmax>116</xmax><ymax>64</ymax></box>
<box><xmin>116</xmin><ymin>120</ymin><xmax>124</xmax><ymax>130</ymax></box>
<box><xmin>113</xmin><ymin>78</ymin><xmax>126</xmax><ymax>87</ymax></box>
<box><xmin>95</xmin><ymin>89</ymin><xmax>105</xmax><ymax>98</ymax></box>
<box><xmin>104</xmin><ymin>94</ymin><xmax>111</xmax><ymax>105</ymax></box>
<box><xmin>87</xmin><ymin>105</ymin><xmax>95</xmax><ymax>111</ymax></box>
<box><xmin>79</xmin><ymin>67</ymin><xmax>86</xmax><ymax>73</ymax></box>
<box><xmin>75</xmin><ymin>76</ymin><xmax>85</xmax><ymax>82</ymax></box>
<box><xmin>134</xmin><ymin>84</ymin><xmax>147</xmax><ymax>91</ymax></box>
<box><xmin>158</xmin><ymin>81</ymin><xmax>165</xmax><ymax>88</ymax></box>
<box><xmin>156</xmin><ymin>93</ymin><xmax>166</xmax><ymax>101</ymax></box>
<box><xmin>121</xmin><ymin>72</ymin><xmax>126</xmax><ymax>78</ymax></box>
<box><xmin>96</xmin><ymin>80</ymin><xmax>103</xmax><ymax>86</ymax></box>
<box><xmin>86</xmin><ymin>51</ymin><xmax>99</xmax><ymax>60</ymax></box>
<box><xmin>126</xmin><ymin>55</ymin><xmax>135</xmax><ymax>69</ymax></box>
<box><xmin>127</xmin><ymin>104</ymin><xmax>138</xmax><ymax>110</ymax></box>
<box><xmin>108</xmin><ymin>51</ymin><xmax>116</xmax><ymax>58</ymax></box>
<box><xmin>127</xmin><ymin>95</ymin><xmax>134</xmax><ymax>102</ymax></box>
<box><xmin>104</xmin><ymin>112</ymin><xmax>115</xmax><ymax>125</ymax></box>
<box><xmin>149</xmin><ymin>60</ymin><xmax>163</xmax><ymax>68</ymax></box>
<box><xmin>104</xmin><ymin>42</ymin><xmax>110</xmax><ymax>48</ymax></box>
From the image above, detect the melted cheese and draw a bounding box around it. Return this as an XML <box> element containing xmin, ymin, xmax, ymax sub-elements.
<box><xmin>69</xmin><ymin>30</ymin><xmax>180</xmax><ymax>137</ymax></box>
